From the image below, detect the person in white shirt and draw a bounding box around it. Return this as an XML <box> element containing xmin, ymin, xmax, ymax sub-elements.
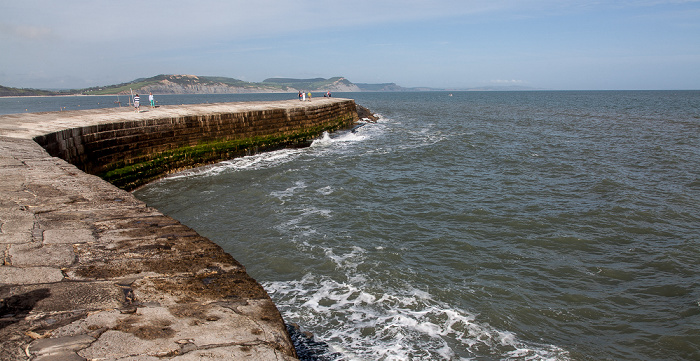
<box><xmin>134</xmin><ymin>94</ymin><xmax>140</xmax><ymax>112</ymax></box>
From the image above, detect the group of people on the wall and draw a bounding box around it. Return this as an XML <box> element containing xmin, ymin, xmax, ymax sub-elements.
<box><xmin>132</xmin><ymin>92</ymin><xmax>155</xmax><ymax>112</ymax></box>
<box><xmin>130</xmin><ymin>90</ymin><xmax>333</xmax><ymax>112</ymax></box>
<box><xmin>298</xmin><ymin>90</ymin><xmax>332</xmax><ymax>101</ymax></box>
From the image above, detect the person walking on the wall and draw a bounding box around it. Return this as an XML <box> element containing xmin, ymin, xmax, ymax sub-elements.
<box><xmin>149</xmin><ymin>92</ymin><xmax>155</xmax><ymax>107</ymax></box>
<box><xmin>134</xmin><ymin>94</ymin><xmax>140</xmax><ymax>112</ymax></box>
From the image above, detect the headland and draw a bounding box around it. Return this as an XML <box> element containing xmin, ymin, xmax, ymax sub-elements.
<box><xmin>0</xmin><ymin>98</ymin><xmax>360</xmax><ymax>360</ymax></box>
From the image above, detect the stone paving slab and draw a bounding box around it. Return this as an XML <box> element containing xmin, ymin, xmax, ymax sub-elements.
<box><xmin>0</xmin><ymin>103</ymin><xmax>303</xmax><ymax>360</ymax></box>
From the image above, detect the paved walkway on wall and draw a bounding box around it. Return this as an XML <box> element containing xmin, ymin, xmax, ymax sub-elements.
<box><xmin>0</xmin><ymin>101</ymin><xmax>347</xmax><ymax>360</ymax></box>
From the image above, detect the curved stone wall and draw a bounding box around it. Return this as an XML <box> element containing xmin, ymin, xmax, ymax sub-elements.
<box><xmin>32</xmin><ymin>99</ymin><xmax>358</xmax><ymax>190</ymax></box>
<box><xmin>0</xmin><ymin>98</ymin><xmax>360</xmax><ymax>360</ymax></box>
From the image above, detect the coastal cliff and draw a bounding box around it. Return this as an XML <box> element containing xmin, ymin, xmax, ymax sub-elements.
<box><xmin>84</xmin><ymin>75</ymin><xmax>363</xmax><ymax>96</ymax></box>
<box><xmin>0</xmin><ymin>74</ymin><xmax>425</xmax><ymax>96</ymax></box>
<box><xmin>0</xmin><ymin>98</ymin><xmax>361</xmax><ymax>360</ymax></box>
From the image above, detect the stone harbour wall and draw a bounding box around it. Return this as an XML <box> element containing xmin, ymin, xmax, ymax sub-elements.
<box><xmin>32</xmin><ymin>99</ymin><xmax>358</xmax><ymax>190</ymax></box>
<box><xmin>0</xmin><ymin>98</ymin><xmax>360</xmax><ymax>360</ymax></box>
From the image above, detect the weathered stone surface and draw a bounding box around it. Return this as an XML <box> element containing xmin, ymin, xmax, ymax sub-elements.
<box><xmin>0</xmin><ymin>217</ymin><xmax>35</xmax><ymax>235</ymax></box>
<box><xmin>2</xmin><ymin>281</ymin><xmax>124</xmax><ymax>313</ymax></box>
<box><xmin>43</xmin><ymin>229</ymin><xmax>95</xmax><ymax>244</ymax></box>
<box><xmin>0</xmin><ymin>232</ymin><xmax>32</xmax><ymax>245</ymax></box>
<box><xmin>0</xmin><ymin>266</ymin><xmax>64</xmax><ymax>284</ymax></box>
<box><xmin>28</xmin><ymin>334</ymin><xmax>96</xmax><ymax>357</ymax></box>
<box><xmin>33</xmin><ymin>352</ymin><xmax>86</xmax><ymax>361</ymax></box>
<box><xmin>8</xmin><ymin>242</ymin><xmax>75</xmax><ymax>267</ymax></box>
<box><xmin>0</xmin><ymin>99</ymin><xmax>365</xmax><ymax>360</ymax></box>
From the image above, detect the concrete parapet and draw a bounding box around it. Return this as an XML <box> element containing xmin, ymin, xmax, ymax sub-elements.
<box><xmin>0</xmin><ymin>99</ymin><xmax>360</xmax><ymax>360</ymax></box>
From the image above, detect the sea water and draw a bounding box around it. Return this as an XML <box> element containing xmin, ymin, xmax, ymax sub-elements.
<box><xmin>5</xmin><ymin>91</ymin><xmax>699</xmax><ymax>360</ymax></box>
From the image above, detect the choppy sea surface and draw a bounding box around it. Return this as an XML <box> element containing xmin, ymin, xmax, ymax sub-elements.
<box><xmin>5</xmin><ymin>91</ymin><xmax>699</xmax><ymax>360</ymax></box>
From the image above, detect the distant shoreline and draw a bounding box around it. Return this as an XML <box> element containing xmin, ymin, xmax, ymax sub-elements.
<box><xmin>0</xmin><ymin>94</ymin><xmax>94</xmax><ymax>99</ymax></box>
<box><xmin>2</xmin><ymin>89</ymin><xmax>698</xmax><ymax>99</ymax></box>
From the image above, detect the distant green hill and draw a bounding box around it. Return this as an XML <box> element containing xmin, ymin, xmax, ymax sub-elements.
<box><xmin>78</xmin><ymin>74</ymin><xmax>275</xmax><ymax>95</ymax></box>
<box><xmin>0</xmin><ymin>85</ymin><xmax>68</xmax><ymax>97</ymax></box>
<box><xmin>75</xmin><ymin>74</ymin><xmax>364</xmax><ymax>95</ymax></box>
<box><xmin>1</xmin><ymin>74</ymin><xmax>453</xmax><ymax>97</ymax></box>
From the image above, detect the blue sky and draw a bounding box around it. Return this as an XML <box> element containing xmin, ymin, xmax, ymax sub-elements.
<box><xmin>1</xmin><ymin>0</ymin><xmax>699</xmax><ymax>90</ymax></box>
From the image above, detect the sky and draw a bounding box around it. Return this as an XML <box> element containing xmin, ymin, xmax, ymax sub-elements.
<box><xmin>1</xmin><ymin>0</ymin><xmax>699</xmax><ymax>90</ymax></box>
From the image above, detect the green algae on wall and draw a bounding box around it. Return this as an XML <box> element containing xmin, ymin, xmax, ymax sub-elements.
<box><xmin>102</xmin><ymin>127</ymin><xmax>328</xmax><ymax>190</ymax></box>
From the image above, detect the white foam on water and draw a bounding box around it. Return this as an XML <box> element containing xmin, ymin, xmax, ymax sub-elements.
<box><xmin>311</xmin><ymin>130</ymin><xmax>367</xmax><ymax>150</ymax></box>
<box><xmin>310</xmin><ymin>131</ymin><xmax>334</xmax><ymax>147</ymax></box>
<box><xmin>317</xmin><ymin>185</ymin><xmax>334</xmax><ymax>195</ymax></box>
<box><xmin>162</xmin><ymin>148</ymin><xmax>303</xmax><ymax>181</ymax></box>
<box><xmin>265</xmin><ymin>245</ymin><xmax>571</xmax><ymax>361</ymax></box>
<box><xmin>321</xmin><ymin>246</ymin><xmax>366</xmax><ymax>270</ymax></box>
<box><xmin>271</xmin><ymin>204</ymin><xmax>334</xmax><ymax>246</ymax></box>
<box><xmin>152</xmin><ymin>120</ymin><xmax>383</xmax><ymax>186</ymax></box>
<box><xmin>270</xmin><ymin>180</ymin><xmax>307</xmax><ymax>204</ymax></box>
<box><xmin>164</xmin><ymin>123</ymin><xmax>378</xmax><ymax>184</ymax></box>
<box><xmin>310</xmin><ymin>116</ymin><xmax>389</xmax><ymax>150</ymax></box>
<box><xmin>303</xmin><ymin>206</ymin><xmax>332</xmax><ymax>218</ymax></box>
<box><xmin>308</xmin><ymin>118</ymin><xmax>393</xmax><ymax>160</ymax></box>
<box><xmin>267</xmin><ymin>274</ymin><xmax>571</xmax><ymax>360</ymax></box>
